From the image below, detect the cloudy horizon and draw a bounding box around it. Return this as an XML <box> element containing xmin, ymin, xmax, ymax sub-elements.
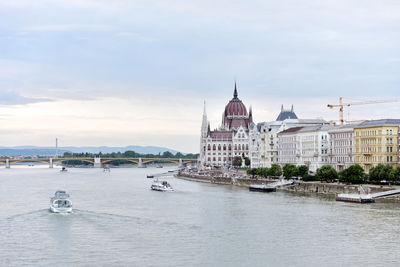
<box><xmin>1</xmin><ymin>0</ymin><xmax>399</xmax><ymax>153</ymax></box>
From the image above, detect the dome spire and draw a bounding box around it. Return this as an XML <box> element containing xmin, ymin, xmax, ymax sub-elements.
<box><xmin>233</xmin><ymin>81</ymin><xmax>238</xmax><ymax>99</ymax></box>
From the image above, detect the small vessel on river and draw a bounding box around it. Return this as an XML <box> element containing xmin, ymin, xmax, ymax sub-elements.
<box><xmin>50</xmin><ymin>190</ymin><xmax>72</xmax><ymax>213</ymax></box>
<box><xmin>60</xmin><ymin>167</ymin><xmax>68</xmax><ymax>172</ymax></box>
<box><xmin>151</xmin><ymin>179</ymin><xmax>174</xmax><ymax>191</ymax></box>
<box><xmin>249</xmin><ymin>183</ymin><xmax>276</xmax><ymax>192</ymax></box>
<box><xmin>147</xmin><ymin>175</ymin><xmax>154</xmax><ymax>178</ymax></box>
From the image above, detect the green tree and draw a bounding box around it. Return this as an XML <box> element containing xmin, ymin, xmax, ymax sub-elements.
<box><xmin>123</xmin><ymin>150</ymin><xmax>138</xmax><ymax>158</ymax></box>
<box><xmin>247</xmin><ymin>168</ymin><xmax>257</xmax><ymax>178</ymax></box>
<box><xmin>244</xmin><ymin>157</ymin><xmax>251</xmax><ymax>167</ymax></box>
<box><xmin>389</xmin><ymin>166</ymin><xmax>400</xmax><ymax>183</ymax></box>
<box><xmin>256</xmin><ymin>167</ymin><xmax>268</xmax><ymax>178</ymax></box>
<box><xmin>316</xmin><ymin>165</ymin><xmax>338</xmax><ymax>182</ymax></box>
<box><xmin>369</xmin><ymin>164</ymin><xmax>393</xmax><ymax>183</ymax></box>
<box><xmin>161</xmin><ymin>151</ymin><xmax>174</xmax><ymax>158</ymax></box>
<box><xmin>268</xmin><ymin>164</ymin><xmax>282</xmax><ymax>177</ymax></box>
<box><xmin>339</xmin><ymin>164</ymin><xmax>365</xmax><ymax>184</ymax></box>
<box><xmin>232</xmin><ymin>156</ymin><xmax>242</xmax><ymax>168</ymax></box>
<box><xmin>283</xmin><ymin>164</ymin><xmax>298</xmax><ymax>179</ymax></box>
<box><xmin>297</xmin><ymin>165</ymin><xmax>309</xmax><ymax>178</ymax></box>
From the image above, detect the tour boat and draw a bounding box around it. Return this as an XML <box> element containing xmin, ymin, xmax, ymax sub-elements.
<box><xmin>249</xmin><ymin>183</ymin><xmax>276</xmax><ymax>192</ymax></box>
<box><xmin>50</xmin><ymin>190</ymin><xmax>72</xmax><ymax>213</ymax></box>
<box><xmin>103</xmin><ymin>167</ymin><xmax>111</xmax><ymax>172</ymax></box>
<box><xmin>151</xmin><ymin>179</ymin><xmax>174</xmax><ymax>191</ymax></box>
<box><xmin>156</xmin><ymin>165</ymin><xmax>163</xmax><ymax>168</ymax></box>
<box><xmin>147</xmin><ymin>175</ymin><xmax>154</xmax><ymax>178</ymax></box>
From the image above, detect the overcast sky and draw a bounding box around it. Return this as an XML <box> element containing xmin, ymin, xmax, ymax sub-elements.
<box><xmin>1</xmin><ymin>0</ymin><xmax>399</xmax><ymax>152</ymax></box>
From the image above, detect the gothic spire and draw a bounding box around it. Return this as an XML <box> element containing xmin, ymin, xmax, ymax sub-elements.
<box><xmin>233</xmin><ymin>81</ymin><xmax>238</xmax><ymax>99</ymax></box>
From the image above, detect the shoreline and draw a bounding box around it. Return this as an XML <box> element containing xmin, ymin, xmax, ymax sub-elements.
<box><xmin>176</xmin><ymin>172</ymin><xmax>400</xmax><ymax>202</ymax></box>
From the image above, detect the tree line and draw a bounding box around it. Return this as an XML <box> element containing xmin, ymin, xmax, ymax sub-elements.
<box><xmin>247</xmin><ymin>163</ymin><xmax>400</xmax><ymax>185</ymax></box>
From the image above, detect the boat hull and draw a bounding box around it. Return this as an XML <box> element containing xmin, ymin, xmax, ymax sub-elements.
<box><xmin>151</xmin><ymin>186</ymin><xmax>174</xmax><ymax>192</ymax></box>
<box><xmin>50</xmin><ymin>206</ymin><xmax>72</xmax><ymax>213</ymax></box>
<box><xmin>249</xmin><ymin>187</ymin><xmax>276</xmax><ymax>192</ymax></box>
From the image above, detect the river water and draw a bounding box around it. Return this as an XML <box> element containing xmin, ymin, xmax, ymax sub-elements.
<box><xmin>1</xmin><ymin>166</ymin><xmax>400</xmax><ymax>266</ymax></box>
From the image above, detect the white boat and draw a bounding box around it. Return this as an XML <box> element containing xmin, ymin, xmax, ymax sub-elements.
<box><xmin>50</xmin><ymin>190</ymin><xmax>72</xmax><ymax>213</ymax></box>
<box><xmin>151</xmin><ymin>179</ymin><xmax>174</xmax><ymax>192</ymax></box>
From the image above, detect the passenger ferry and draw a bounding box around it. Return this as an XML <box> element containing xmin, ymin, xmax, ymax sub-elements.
<box><xmin>151</xmin><ymin>179</ymin><xmax>174</xmax><ymax>192</ymax></box>
<box><xmin>50</xmin><ymin>190</ymin><xmax>72</xmax><ymax>213</ymax></box>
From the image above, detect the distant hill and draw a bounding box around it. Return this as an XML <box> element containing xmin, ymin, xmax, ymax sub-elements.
<box><xmin>0</xmin><ymin>145</ymin><xmax>181</xmax><ymax>157</ymax></box>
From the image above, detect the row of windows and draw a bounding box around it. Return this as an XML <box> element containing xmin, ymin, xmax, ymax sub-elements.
<box><xmin>333</xmin><ymin>157</ymin><xmax>353</xmax><ymax>163</ymax></box>
<box><xmin>206</xmin><ymin>144</ymin><xmax>250</xmax><ymax>151</ymax></box>
<box><xmin>207</xmin><ymin>157</ymin><xmax>232</xmax><ymax>162</ymax></box>
<box><xmin>355</xmin><ymin>129</ymin><xmax>395</xmax><ymax>137</ymax></box>
<box><xmin>355</xmin><ymin>156</ymin><xmax>396</xmax><ymax>162</ymax></box>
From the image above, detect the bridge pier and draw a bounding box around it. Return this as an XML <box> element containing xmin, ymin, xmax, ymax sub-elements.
<box><xmin>49</xmin><ymin>158</ymin><xmax>53</xmax><ymax>168</ymax></box>
<box><xmin>6</xmin><ymin>159</ymin><xmax>10</xmax><ymax>168</ymax></box>
<box><xmin>94</xmin><ymin>157</ymin><xmax>102</xmax><ymax>168</ymax></box>
<box><xmin>138</xmin><ymin>158</ymin><xmax>144</xmax><ymax>168</ymax></box>
<box><xmin>178</xmin><ymin>158</ymin><xmax>183</xmax><ymax>168</ymax></box>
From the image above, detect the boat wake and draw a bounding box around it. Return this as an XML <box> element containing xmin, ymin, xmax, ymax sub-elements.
<box><xmin>5</xmin><ymin>209</ymin><xmax>49</xmax><ymax>221</ymax></box>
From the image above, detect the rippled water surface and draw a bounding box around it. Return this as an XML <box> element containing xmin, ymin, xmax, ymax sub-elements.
<box><xmin>1</xmin><ymin>166</ymin><xmax>400</xmax><ymax>266</ymax></box>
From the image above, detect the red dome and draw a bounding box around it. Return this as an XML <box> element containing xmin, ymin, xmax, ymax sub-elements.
<box><xmin>225</xmin><ymin>99</ymin><xmax>247</xmax><ymax>116</ymax></box>
<box><xmin>224</xmin><ymin>83</ymin><xmax>247</xmax><ymax>117</ymax></box>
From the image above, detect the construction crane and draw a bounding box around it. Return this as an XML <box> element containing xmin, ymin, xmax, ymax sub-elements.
<box><xmin>327</xmin><ymin>97</ymin><xmax>398</xmax><ymax>125</ymax></box>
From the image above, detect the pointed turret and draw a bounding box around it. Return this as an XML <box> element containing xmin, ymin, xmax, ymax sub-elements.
<box><xmin>233</xmin><ymin>82</ymin><xmax>238</xmax><ymax>99</ymax></box>
<box><xmin>249</xmin><ymin>106</ymin><xmax>253</xmax><ymax>123</ymax></box>
<box><xmin>201</xmin><ymin>100</ymin><xmax>208</xmax><ymax>138</ymax></box>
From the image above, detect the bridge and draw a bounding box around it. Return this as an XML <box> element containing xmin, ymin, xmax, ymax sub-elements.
<box><xmin>0</xmin><ymin>157</ymin><xmax>198</xmax><ymax>168</ymax></box>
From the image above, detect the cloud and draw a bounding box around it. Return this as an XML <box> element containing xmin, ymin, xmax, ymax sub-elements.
<box><xmin>26</xmin><ymin>24</ymin><xmax>114</xmax><ymax>32</ymax></box>
<box><xmin>0</xmin><ymin>90</ymin><xmax>52</xmax><ymax>105</ymax></box>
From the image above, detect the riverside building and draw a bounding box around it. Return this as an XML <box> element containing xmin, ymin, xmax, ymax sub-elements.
<box><xmin>258</xmin><ymin>105</ymin><xmax>329</xmax><ymax>167</ymax></box>
<box><xmin>277</xmin><ymin>125</ymin><xmax>334</xmax><ymax>173</ymax></box>
<box><xmin>354</xmin><ymin>119</ymin><xmax>400</xmax><ymax>172</ymax></box>
<box><xmin>199</xmin><ymin>83</ymin><xmax>259</xmax><ymax>168</ymax></box>
<box><xmin>328</xmin><ymin>124</ymin><xmax>357</xmax><ymax>171</ymax></box>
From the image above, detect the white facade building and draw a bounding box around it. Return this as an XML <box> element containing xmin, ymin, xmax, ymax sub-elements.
<box><xmin>328</xmin><ymin>125</ymin><xmax>356</xmax><ymax>171</ymax></box>
<box><xmin>277</xmin><ymin>125</ymin><xmax>334</xmax><ymax>173</ymax></box>
<box><xmin>258</xmin><ymin>105</ymin><xmax>329</xmax><ymax>167</ymax></box>
<box><xmin>199</xmin><ymin>84</ymin><xmax>257</xmax><ymax>168</ymax></box>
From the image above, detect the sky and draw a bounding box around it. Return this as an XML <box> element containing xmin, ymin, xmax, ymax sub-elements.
<box><xmin>0</xmin><ymin>0</ymin><xmax>399</xmax><ymax>153</ymax></box>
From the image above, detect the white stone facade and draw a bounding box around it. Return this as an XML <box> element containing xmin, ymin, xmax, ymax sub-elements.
<box><xmin>199</xmin><ymin>85</ymin><xmax>253</xmax><ymax>168</ymax></box>
<box><xmin>277</xmin><ymin>125</ymin><xmax>333</xmax><ymax>173</ymax></box>
<box><xmin>328</xmin><ymin>125</ymin><xmax>355</xmax><ymax>171</ymax></box>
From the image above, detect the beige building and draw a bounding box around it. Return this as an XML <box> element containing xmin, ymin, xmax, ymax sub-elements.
<box><xmin>354</xmin><ymin>119</ymin><xmax>400</xmax><ymax>172</ymax></box>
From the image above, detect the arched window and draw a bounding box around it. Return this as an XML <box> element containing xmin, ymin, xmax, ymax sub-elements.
<box><xmin>246</xmin><ymin>144</ymin><xmax>249</xmax><ymax>150</ymax></box>
<box><xmin>218</xmin><ymin>145</ymin><xmax>221</xmax><ymax>151</ymax></box>
<box><xmin>234</xmin><ymin>144</ymin><xmax>237</xmax><ymax>150</ymax></box>
<box><xmin>213</xmin><ymin>144</ymin><xmax>216</xmax><ymax>150</ymax></box>
<box><xmin>203</xmin><ymin>146</ymin><xmax>206</xmax><ymax>152</ymax></box>
<box><xmin>238</xmin><ymin>144</ymin><xmax>241</xmax><ymax>150</ymax></box>
<box><xmin>228</xmin><ymin>144</ymin><xmax>232</xmax><ymax>150</ymax></box>
<box><xmin>208</xmin><ymin>145</ymin><xmax>211</xmax><ymax>151</ymax></box>
<box><xmin>223</xmin><ymin>145</ymin><xmax>226</xmax><ymax>151</ymax></box>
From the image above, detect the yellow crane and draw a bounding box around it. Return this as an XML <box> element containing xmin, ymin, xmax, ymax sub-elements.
<box><xmin>327</xmin><ymin>97</ymin><xmax>398</xmax><ymax>125</ymax></box>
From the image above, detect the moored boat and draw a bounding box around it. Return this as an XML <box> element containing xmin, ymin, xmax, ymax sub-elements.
<box><xmin>249</xmin><ymin>183</ymin><xmax>276</xmax><ymax>192</ymax></box>
<box><xmin>147</xmin><ymin>175</ymin><xmax>154</xmax><ymax>178</ymax></box>
<box><xmin>50</xmin><ymin>190</ymin><xmax>72</xmax><ymax>213</ymax></box>
<box><xmin>151</xmin><ymin>179</ymin><xmax>174</xmax><ymax>191</ymax></box>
